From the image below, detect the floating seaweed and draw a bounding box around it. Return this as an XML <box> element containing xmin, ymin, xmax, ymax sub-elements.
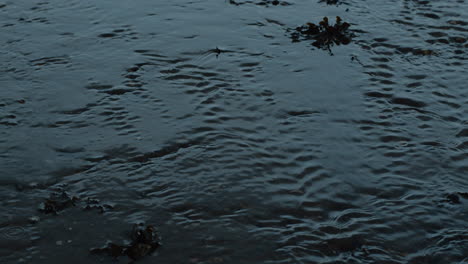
<box><xmin>229</xmin><ymin>0</ymin><xmax>291</xmax><ymax>7</ymax></box>
<box><xmin>90</xmin><ymin>223</ymin><xmax>160</xmax><ymax>262</ymax></box>
<box><xmin>38</xmin><ymin>191</ymin><xmax>78</xmax><ymax>214</ymax></box>
<box><xmin>38</xmin><ymin>190</ymin><xmax>113</xmax><ymax>214</ymax></box>
<box><xmin>319</xmin><ymin>0</ymin><xmax>338</xmax><ymax>5</ymax></box>
<box><xmin>318</xmin><ymin>0</ymin><xmax>346</xmax><ymax>5</ymax></box>
<box><xmin>83</xmin><ymin>197</ymin><xmax>114</xmax><ymax>213</ymax></box>
<box><xmin>445</xmin><ymin>192</ymin><xmax>468</xmax><ymax>204</ymax></box>
<box><xmin>290</xmin><ymin>16</ymin><xmax>354</xmax><ymax>54</ymax></box>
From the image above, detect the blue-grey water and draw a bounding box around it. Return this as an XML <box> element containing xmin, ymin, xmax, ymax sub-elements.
<box><xmin>1</xmin><ymin>0</ymin><xmax>467</xmax><ymax>263</ymax></box>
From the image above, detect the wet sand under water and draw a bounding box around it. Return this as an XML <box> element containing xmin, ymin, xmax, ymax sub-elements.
<box><xmin>1</xmin><ymin>0</ymin><xmax>467</xmax><ymax>263</ymax></box>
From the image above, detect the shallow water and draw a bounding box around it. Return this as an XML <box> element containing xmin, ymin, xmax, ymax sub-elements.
<box><xmin>1</xmin><ymin>0</ymin><xmax>467</xmax><ymax>263</ymax></box>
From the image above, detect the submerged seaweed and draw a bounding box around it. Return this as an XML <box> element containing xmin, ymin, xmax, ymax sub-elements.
<box><xmin>90</xmin><ymin>223</ymin><xmax>160</xmax><ymax>261</ymax></box>
<box><xmin>38</xmin><ymin>190</ymin><xmax>113</xmax><ymax>214</ymax></box>
<box><xmin>83</xmin><ymin>197</ymin><xmax>114</xmax><ymax>213</ymax></box>
<box><xmin>38</xmin><ymin>191</ymin><xmax>78</xmax><ymax>214</ymax></box>
<box><xmin>290</xmin><ymin>16</ymin><xmax>353</xmax><ymax>54</ymax></box>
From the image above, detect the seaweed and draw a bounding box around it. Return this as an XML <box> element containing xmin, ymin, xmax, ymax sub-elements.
<box><xmin>290</xmin><ymin>16</ymin><xmax>354</xmax><ymax>54</ymax></box>
<box><xmin>90</xmin><ymin>223</ymin><xmax>161</xmax><ymax>262</ymax></box>
<box><xmin>83</xmin><ymin>197</ymin><xmax>114</xmax><ymax>213</ymax></box>
<box><xmin>446</xmin><ymin>193</ymin><xmax>460</xmax><ymax>204</ymax></box>
<box><xmin>318</xmin><ymin>0</ymin><xmax>345</xmax><ymax>5</ymax></box>
<box><xmin>319</xmin><ymin>0</ymin><xmax>338</xmax><ymax>5</ymax></box>
<box><xmin>444</xmin><ymin>192</ymin><xmax>468</xmax><ymax>204</ymax></box>
<box><xmin>38</xmin><ymin>191</ymin><xmax>78</xmax><ymax>214</ymax></box>
<box><xmin>228</xmin><ymin>0</ymin><xmax>291</xmax><ymax>7</ymax></box>
<box><xmin>38</xmin><ymin>190</ymin><xmax>113</xmax><ymax>214</ymax></box>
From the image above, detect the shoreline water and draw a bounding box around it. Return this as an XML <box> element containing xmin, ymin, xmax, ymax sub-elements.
<box><xmin>1</xmin><ymin>0</ymin><xmax>467</xmax><ymax>263</ymax></box>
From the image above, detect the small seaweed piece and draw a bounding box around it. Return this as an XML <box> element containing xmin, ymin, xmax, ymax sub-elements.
<box><xmin>446</xmin><ymin>193</ymin><xmax>460</xmax><ymax>204</ymax></box>
<box><xmin>38</xmin><ymin>191</ymin><xmax>79</xmax><ymax>214</ymax></box>
<box><xmin>39</xmin><ymin>190</ymin><xmax>114</xmax><ymax>215</ymax></box>
<box><xmin>127</xmin><ymin>223</ymin><xmax>160</xmax><ymax>260</ymax></box>
<box><xmin>444</xmin><ymin>192</ymin><xmax>468</xmax><ymax>204</ymax></box>
<box><xmin>83</xmin><ymin>197</ymin><xmax>114</xmax><ymax>213</ymax></box>
<box><xmin>318</xmin><ymin>0</ymin><xmax>342</xmax><ymax>5</ymax></box>
<box><xmin>290</xmin><ymin>16</ymin><xmax>354</xmax><ymax>54</ymax></box>
<box><xmin>229</xmin><ymin>0</ymin><xmax>290</xmax><ymax>6</ymax></box>
<box><xmin>90</xmin><ymin>242</ymin><xmax>126</xmax><ymax>259</ymax></box>
<box><xmin>90</xmin><ymin>223</ymin><xmax>161</xmax><ymax>262</ymax></box>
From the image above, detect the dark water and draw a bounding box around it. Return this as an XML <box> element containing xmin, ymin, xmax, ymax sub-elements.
<box><xmin>1</xmin><ymin>0</ymin><xmax>467</xmax><ymax>263</ymax></box>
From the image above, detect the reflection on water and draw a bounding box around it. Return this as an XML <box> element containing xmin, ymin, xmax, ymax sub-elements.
<box><xmin>1</xmin><ymin>0</ymin><xmax>467</xmax><ymax>263</ymax></box>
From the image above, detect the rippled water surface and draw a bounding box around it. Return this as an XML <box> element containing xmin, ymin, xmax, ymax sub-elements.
<box><xmin>1</xmin><ymin>0</ymin><xmax>468</xmax><ymax>263</ymax></box>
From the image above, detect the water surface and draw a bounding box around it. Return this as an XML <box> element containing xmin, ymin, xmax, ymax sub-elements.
<box><xmin>1</xmin><ymin>0</ymin><xmax>467</xmax><ymax>263</ymax></box>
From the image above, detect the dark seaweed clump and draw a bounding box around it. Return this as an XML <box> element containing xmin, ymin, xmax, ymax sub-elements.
<box><xmin>83</xmin><ymin>197</ymin><xmax>114</xmax><ymax>213</ymax></box>
<box><xmin>318</xmin><ymin>0</ymin><xmax>343</xmax><ymax>5</ymax></box>
<box><xmin>229</xmin><ymin>0</ymin><xmax>291</xmax><ymax>6</ymax></box>
<box><xmin>90</xmin><ymin>223</ymin><xmax>160</xmax><ymax>261</ymax></box>
<box><xmin>445</xmin><ymin>192</ymin><xmax>468</xmax><ymax>204</ymax></box>
<box><xmin>291</xmin><ymin>16</ymin><xmax>353</xmax><ymax>53</ymax></box>
<box><xmin>38</xmin><ymin>191</ymin><xmax>79</xmax><ymax>214</ymax></box>
<box><xmin>38</xmin><ymin>190</ymin><xmax>114</xmax><ymax>214</ymax></box>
